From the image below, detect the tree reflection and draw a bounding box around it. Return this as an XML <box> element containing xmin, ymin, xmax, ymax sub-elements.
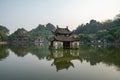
<box><xmin>6</xmin><ymin>44</ymin><xmax>120</xmax><ymax>71</ymax></box>
<box><xmin>29</xmin><ymin>44</ymin><xmax>49</xmax><ymax>60</ymax></box>
<box><xmin>9</xmin><ymin>43</ymin><xmax>49</xmax><ymax>59</ymax></box>
<box><xmin>78</xmin><ymin>45</ymin><xmax>120</xmax><ymax>70</ymax></box>
<box><xmin>48</xmin><ymin>45</ymin><xmax>120</xmax><ymax>71</ymax></box>
<box><xmin>9</xmin><ymin>44</ymin><xmax>29</xmax><ymax>57</ymax></box>
<box><xmin>0</xmin><ymin>45</ymin><xmax>9</xmax><ymax>60</ymax></box>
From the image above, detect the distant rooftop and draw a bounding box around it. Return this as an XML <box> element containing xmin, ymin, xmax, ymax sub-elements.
<box><xmin>54</xmin><ymin>26</ymin><xmax>72</xmax><ymax>35</ymax></box>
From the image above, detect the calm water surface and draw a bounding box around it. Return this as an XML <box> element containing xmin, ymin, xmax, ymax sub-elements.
<box><xmin>0</xmin><ymin>44</ymin><xmax>120</xmax><ymax>80</ymax></box>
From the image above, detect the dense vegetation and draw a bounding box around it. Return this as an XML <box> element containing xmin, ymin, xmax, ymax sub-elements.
<box><xmin>8</xmin><ymin>28</ymin><xmax>29</xmax><ymax>42</ymax></box>
<box><xmin>29</xmin><ymin>23</ymin><xmax>55</xmax><ymax>41</ymax></box>
<box><xmin>0</xmin><ymin>13</ymin><xmax>120</xmax><ymax>43</ymax></box>
<box><xmin>75</xmin><ymin>14</ymin><xmax>120</xmax><ymax>43</ymax></box>
<box><xmin>0</xmin><ymin>25</ymin><xmax>9</xmax><ymax>41</ymax></box>
<box><xmin>7</xmin><ymin>23</ymin><xmax>56</xmax><ymax>42</ymax></box>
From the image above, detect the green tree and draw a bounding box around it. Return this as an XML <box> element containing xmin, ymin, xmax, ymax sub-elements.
<box><xmin>8</xmin><ymin>28</ymin><xmax>29</xmax><ymax>42</ymax></box>
<box><xmin>75</xmin><ymin>20</ymin><xmax>101</xmax><ymax>34</ymax></box>
<box><xmin>115</xmin><ymin>29</ymin><xmax>120</xmax><ymax>40</ymax></box>
<box><xmin>29</xmin><ymin>23</ymin><xmax>56</xmax><ymax>40</ymax></box>
<box><xmin>78</xmin><ymin>34</ymin><xmax>91</xmax><ymax>42</ymax></box>
<box><xmin>0</xmin><ymin>25</ymin><xmax>9</xmax><ymax>41</ymax></box>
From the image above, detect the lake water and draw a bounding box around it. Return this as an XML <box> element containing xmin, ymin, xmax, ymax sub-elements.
<box><xmin>0</xmin><ymin>44</ymin><xmax>120</xmax><ymax>80</ymax></box>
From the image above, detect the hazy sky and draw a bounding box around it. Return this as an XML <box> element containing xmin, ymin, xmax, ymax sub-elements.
<box><xmin>0</xmin><ymin>0</ymin><xmax>120</xmax><ymax>33</ymax></box>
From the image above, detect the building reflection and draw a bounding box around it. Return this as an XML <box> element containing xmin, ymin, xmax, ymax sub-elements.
<box><xmin>1</xmin><ymin>44</ymin><xmax>120</xmax><ymax>72</ymax></box>
<box><xmin>48</xmin><ymin>49</ymin><xmax>81</xmax><ymax>71</ymax></box>
<box><xmin>48</xmin><ymin>45</ymin><xmax>120</xmax><ymax>71</ymax></box>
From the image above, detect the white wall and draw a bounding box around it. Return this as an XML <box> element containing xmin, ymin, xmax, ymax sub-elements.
<box><xmin>53</xmin><ymin>41</ymin><xmax>63</xmax><ymax>49</ymax></box>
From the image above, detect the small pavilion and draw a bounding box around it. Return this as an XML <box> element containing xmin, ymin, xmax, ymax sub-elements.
<box><xmin>50</xmin><ymin>26</ymin><xmax>79</xmax><ymax>49</ymax></box>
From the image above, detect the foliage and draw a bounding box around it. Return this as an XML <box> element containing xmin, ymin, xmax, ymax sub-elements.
<box><xmin>75</xmin><ymin>20</ymin><xmax>101</xmax><ymax>34</ymax></box>
<box><xmin>0</xmin><ymin>45</ymin><xmax>9</xmax><ymax>60</ymax></box>
<box><xmin>75</xmin><ymin>13</ymin><xmax>120</xmax><ymax>43</ymax></box>
<box><xmin>108</xmin><ymin>27</ymin><xmax>120</xmax><ymax>41</ymax></box>
<box><xmin>0</xmin><ymin>25</ymin><xmax>9</xmax><ymax>41</ymax></box>
<box><xmin>78</xmin><ymin>34</ymin><xmax>91</xmax><ymax>42</ymax></box>
<box><xmin>3</xmin><ymin>13</ymin><xmax>120</xmax><ymax>43</ymax></box>
<box><xmin>29</xmin><ymin>23</ymin><xmax>56</xmax><ymax>41</ymax></box>
<box><xmin>8</xmin><ymin>28</ymin><xmax>29</xmax><ymax>41</ymax></box>
<box><xmin>8</xmin><ymin>23</ymin><xmax>56</xmax><ymax>42</ymax></box>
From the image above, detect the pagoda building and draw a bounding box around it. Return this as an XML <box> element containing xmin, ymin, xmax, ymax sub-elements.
<box><xmin>50</xmin><ymin>26</ymin><xmax>79</xmax><ymax>49</ymax></box>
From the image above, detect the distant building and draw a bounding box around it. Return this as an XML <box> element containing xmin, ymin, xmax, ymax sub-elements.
<box><xmin>14</xmin><ymin>30</ymin><xmax>29</xmax><ymax>44</ymax></box>
<box><xmin>14</xmin><ymin>35</ymin><xmax>29</xmax><ymax>44</ymax></box>
<box><xmin>34</xmin><ymin>37</ymin><xmax>45</xmax><ymax>46</ymax></box>
<box><xmin>50</xmin><ymin>26</ymin><xmax>79</xmax><ymax>49</ymax></box>
<box><xmin>98</xmin><ymin>29</ymin><xmax>107</xmax><ymax>32</ymax></box>
<box><xmin>34</xmin><ymin>37</ymin><xmax>45</xmax><ymax>43</ymax></box>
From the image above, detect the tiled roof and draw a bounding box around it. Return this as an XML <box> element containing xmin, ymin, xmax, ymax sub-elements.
<box><xmin>55</xmin><ymin>27</ymin><xmax>71</xmax><ymax>34</ymax></box>
<box><xmin>54</xmin><ymin>36</ymin><xmax>78</xmax><ymax>41</ymax></box>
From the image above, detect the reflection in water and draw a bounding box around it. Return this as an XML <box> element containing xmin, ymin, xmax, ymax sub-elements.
<box><xmin>0</xmin><ymin>44</ymin><xmax>120</xmax><ymax>71</ymax></box>
<box><xmin>9</xmin><ymin>44</ymin><xmax>49</xmax><ymax>60</ymax></box>
<box><xmin>48</xmin><ymin>49</ymin><xmax>81</xmax><ymax>71</ymax></box>
<box><xmin>9</xmin><ymin>44</ymin><xmax>29</xmax><ymax>57</ymax></box>
<box><xmin>48</xmin><ymin>45</ymin><xmax>120</xmax><ymax>71</ymax></box>
<box><xmin>78</xmin><ymin>45</ymin><xmax>120</xmax><ymax>70</ymax></box>
<box><xmin>29</xmin><ymin>44</ymin><xmax>49</xmax><ymax>60</ymax></box>
<box><xmin>0</xmin><ymin>45</ymin><xmax>9</xmax><ymax>60</ymax></box>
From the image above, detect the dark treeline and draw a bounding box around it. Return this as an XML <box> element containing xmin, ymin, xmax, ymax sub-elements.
<box><xmin>0</xmin><ymin>23</ymin><xmax>55</xmax><ymax>42</ymax></box>
<box><xmin>75</xmin><ymin>14</ymin><xmax>120</xmax><ymax>34</ymax></box>
<box><xmin>0</xmin><ymin>25</ymin><xmax>9</xmax><ymax>41</ymax></box>
<box><xmin>29</xmin><ymin>23</ymin><xmax>56</xmax><ymax>41</ymax></box>
<box><xmin>0</xmin><ymin>13</ymin><xmax>120</xmax><ymax>43</ymax></box>
<box><xmin>74</xmin><ymin>13</ymin><xmax>120</xmax><ymax>43</ymax></box>
<box><xmin>8</xmin><ymin>23</ymin><xmax>56</xmax><ymax>42</ymax></box>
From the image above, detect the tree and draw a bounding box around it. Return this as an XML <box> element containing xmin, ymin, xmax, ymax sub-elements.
<box><xmin>78</xmin><ymin>34</ymin><xmax>91</xmax><ymax>42</ymax></box>
<box><xmin>8</xmin><ymin>28</ymin><xmax>29</xmax><ymax>42</ymax></box>
<box><xmin>115</xmin><ymin>29</ymin><xmax>120</xmax><ymax>40</ymax></box>
<box><xmin>29</xmin><ymin>23</ymin><xmax>56</xmax><ymax>40</ymax></box>
<box><xmin>75</xmin><ymin>19</ymin><xmax>101</xmax><ymax>34</ymax></box>
<box><xmin>46</xmin><ymin>23</ymin><xmax>56</xmax><ymax>32</ymax></box>
<box><xmin>0</xmin><ymin>25</ymin><xmax>9</xmax><ymax>41</ymax></box>
<box><xmin>115</xmin><ymin>13</ymin><xmax>120</xmax><ymax>19</ymax></box>
<box><xmin>74</xmin><ymin>13</ymin><xmax>120</xmax><ymax>43</ymax></box>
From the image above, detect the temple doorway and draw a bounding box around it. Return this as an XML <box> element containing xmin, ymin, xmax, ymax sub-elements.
<box><xmin>63</xmin><ymin>41</ymin><xmax>70</xmax><ymax>49</ymax></box>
